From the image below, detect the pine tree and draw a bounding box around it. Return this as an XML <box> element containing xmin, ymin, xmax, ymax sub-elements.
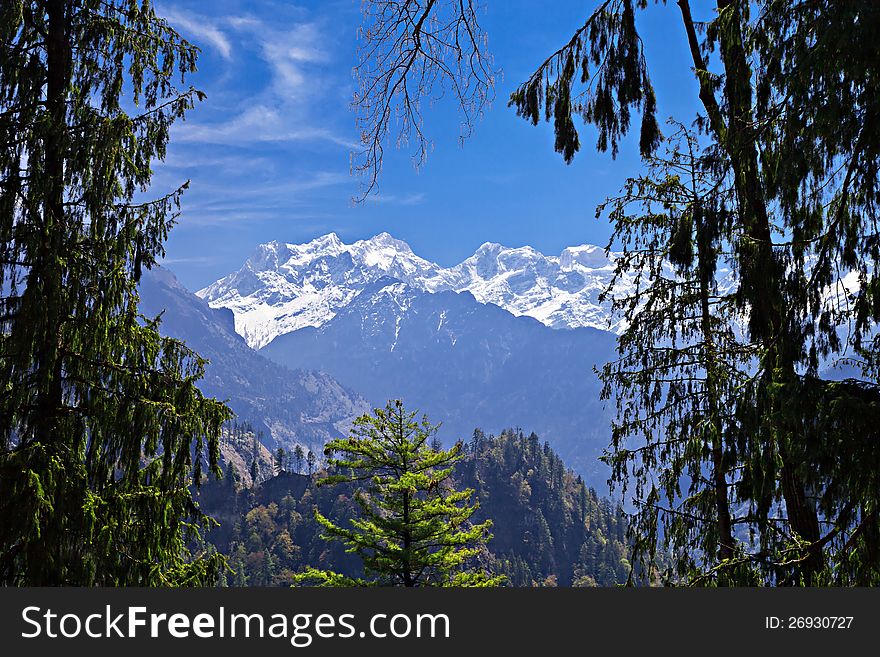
<box><xmin>275</xmin><ymin>447</ymin><xmax>286</xmax><ymax>475</ymax></box>
<box><xmin>509</xmin><ymin>0</ymin><xmax>880</xmax><ymax>585</ymax></box>
<box><xmin>0</xmin><ymin>0</ymin><xmax>231</xmax><ymax>585</ymax></box>
<box><xmin>231</xmin><ymin>544</ymin><xmax>249</xmax><ymax>587</ymax></box>
<box><xmin>250</xmin><ymin>459</ymin><xmax>259</xmax><ymax>487</ymax></box>
<box><xmin>225</xmin><ymin>462</ymin><xmax>240</xmax><ymax>492</ymax></box>
<box><xmin>293</xmin><ymin>445</ymin><xmax>305</xmax><ymax>474</ymax></box>
<box><xmin>296</xmin><ymin>400</ymin><xmax>502</xmax><ymax>587</ymax></box>
<box><xmin>597</xmin><ymin>125</ymin><xmax>754</xmax><ymax>584</ymax></box>
<box><xmin>306</xmin><ymin>450</ymin><xmax>316</xmax><ymax>476</ymax></box>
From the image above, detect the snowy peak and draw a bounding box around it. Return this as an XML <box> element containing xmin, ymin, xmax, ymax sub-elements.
<box><xmin>348</xmin><ymin>233</ymin><xmax>441</xmax><ymax>281</ymax></box>
<box><xmin>456</xmin><ymin>243</ymin><xmax>546</xmax><ymax>281</ymax></box>
<box><xmin>246</xmin><ymin>240</ymin><xmax>295</xmax><ymax>271</ymax></box>
<box><xmin>442</xmin><ymin>241</ymin><xmax>622</xmax><ymax>332</ymax></box>
<box><xmin>198</xmin><ymin>232</ymin><xmax>628</xmax><ymax>349</ymax></box>
<box><xmin>197</xmin><ymin>232</ymin><xmax>445</xmax><ymax>348</ymax></box>
<box><xmin>356</xmin><ymin>231</ymin><xmax>413</xmax><ymax>254</ymax></box>
<box><xmin>276</xmin><ymin>233</ymin><xmax>345</xmax><ymax>266</ymax></box>
<box><xmin>559</xmin><ymin>244</ymin><xmax>614</xmax><ymax>271</ymax></box>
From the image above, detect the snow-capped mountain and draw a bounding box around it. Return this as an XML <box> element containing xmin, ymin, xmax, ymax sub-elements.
<box><xmin>198</xmin><ymin>232</ymin><xmax>629</xmax><ymax>349</ymax></box>
<box><xmin>443</xmin><ymin>241</ymin><xmax>626</xmax><ymax>332</ymax></box>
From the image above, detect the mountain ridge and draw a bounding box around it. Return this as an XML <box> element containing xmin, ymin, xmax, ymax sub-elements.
<box><xmin>197</xmin><ymin>232</ymin><xmax>631</xmax><ymax>349</ymax></box>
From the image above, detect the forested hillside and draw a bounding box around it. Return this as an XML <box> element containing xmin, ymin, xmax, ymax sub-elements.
<box><xmin>197</xmin><ymin>430</ymin><xmax>630</xmax><ymax>587</ymax></box>
<box><xmin>460</xmin><ymin>430</ymin><xmax>629</xmax><ymax>586</ymax></box>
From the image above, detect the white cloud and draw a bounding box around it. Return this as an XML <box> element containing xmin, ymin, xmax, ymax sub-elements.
<box><xmin>155</xmin><ymin>151</ymin><xmax>272</xmax><ymax>173</ymax></box>
<box><xmin>158</xmin><ymin>255</ymin><xmax>220</xmax><ymax>265</ymax></box>
<box><xmin>230</xmin><ymin>18</ymin><xmax>328</xmax><ymax>102</ymax></box>
<box><xmin>172</xmin><ymin>14</ymin><xmax>352</xmax><ymax>147</ymax></box>
<box><xmin>171</xmin><ymin>171</ymin><xmax>352</xmax><ymax>227</ymax></box>
<box><xmin>262</xmin><ymin>26</ymin><xmax>328</xmax><ymax>94</ymax></box>
<box><xmin>366</xmin><ymin>192</ymin><xmax>427</xmax><ymax>206</ymax></box>
<box><xmin>176</xmin><ymin>104</ymin><xmax>355</xmax><ymax>147</ymax></box>
<box><xmin>161</xmin><ymin>8</ymin><xmax>233</xmax><ymax>61</ymax></box>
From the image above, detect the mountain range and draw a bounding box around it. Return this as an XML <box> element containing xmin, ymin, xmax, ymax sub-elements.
<box><xmin>197</xmin><ymin>232</ymin><xmax>630</xmax><ymax>349</ymax></box>
<box><xmin>260</xmin><ymin>276</ymin><xmax>617</xmax><ymax>480</ymax></box>
<box><xmin>158</xmin><ymin>223</ymin><xmax>858</xmax><ymax>490</ymax></box>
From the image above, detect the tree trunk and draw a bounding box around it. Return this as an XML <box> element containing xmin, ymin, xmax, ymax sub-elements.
<box><xmin>402</xmin><ymin>490</ymin><xmax>413</xmax><ymax>586</ymax></box>
<box><xmin>695</xmin><ymin>204</ymin><xmax>735</xmax><ymax>579</ymax></box>
<box><xmin>25</xmin><ymin>0</ymin><xmax>71</xmax><ymax>587</ymax></box>
<box><xmin>35</xmin><ymin>0</ymin><xmax>68</xmax><ymax>441</ymax></box>
<box><xmin>714</xmin><ymin>0</ymin><xmax>822</xmax><ymax>583</ymax></box>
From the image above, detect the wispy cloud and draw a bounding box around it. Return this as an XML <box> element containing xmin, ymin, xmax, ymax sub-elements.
<box><xmin>151</xmin><ymin>0</ymin><xmax>359</xmax><ymax>266</ymax></box>
<box><xmin>158</xmin><ymin>255</ymin><xmax>221</xmax><ymax>265</ymax></box>
<box><xmin>176</xmin><ymin>105</ymin><xmax>355</xmax><ymax>147</ymax></box>
<box><xmin>228</xmin><ymin>17</ymin><xmax>327</xmax><ymax>62</ymax></box>
<box><xmin>171</xmin><ymin>171</ymin><xmax>351</xmax><ymax>227</ymax></box>
<box><xmin>171</xmin><ymin>13</ymin><xmax>352</xmax><ymax>148</ymax></box>
<box><xmin>200</xmin><ymin>171</ymin><xmax>350</xmax><ymax>202</ymax></box>
<box><xmin>366</xmin><ymin>192</ymin><xmax>427</xmax><ymax>206</ymax></box>
<box><xmin>161</xmin><ymin>7</ymin><xmax>233</xmax><ymax>61</ymax></box>
<box><xmin>249</xmin><ymin>22</ymin><xmax>329</xmax><ymax>102</ymax></box>
<box><xmin>155</xmin><ymin>151</ymin><xmax>273</xmax><ymax>174</ymax></box>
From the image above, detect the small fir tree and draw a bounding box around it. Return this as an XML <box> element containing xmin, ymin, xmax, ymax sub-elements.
<box><xmin>296</xmin><ymin>400</ymin><xmax>502</xmax><ymax>587</ymax></box>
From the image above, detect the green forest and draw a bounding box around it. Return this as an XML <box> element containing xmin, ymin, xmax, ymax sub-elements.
<box><xmin>1</xmin><ymin>0</ymin><xmax>879</xmax><ymax>588</ymax></box>
<box><xmin>198</xmin><ymin>425</ymin><xmax>630</xmax><ymax>588</ymax></box>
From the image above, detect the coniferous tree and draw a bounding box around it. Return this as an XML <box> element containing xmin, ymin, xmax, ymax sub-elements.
<box><xmin>296</xmin><ymin>400</ymin><xmax>501</xmax><ymax>587</ymax></box>
<box><xmin>510</xmin><ymin>0</ymin><xmax>880</xmax><ymax>585</ymax></box>
<box><xmin>0</xmin><ymin>0</ymin><xmax>231</xmax><ymax>585</ymax></box>
<box><xmin>293</xmin><ymin>445</ymin><xmax>305</xmax><ymax>474</ymax></box>
<box><xmin>597</xmin><ymin>125</ymin><xmax>755</xmax><ymax>584</ymax></box>
<box><xmin>225</xmin><ymin>462</ymin><xmax>241</xmax><ymax>493</ymax></box>
<box><xmin>199</xmin><ymin>427</ymin><xmax>630</xmax><ymax>587</ymax></box>
<box><xmin>274</xmin><ymin>447</ymin><xmax>286</xmax><ymax>475</ymax></box>
<box><xmin>305</xmin><ymin>449</ymin><xmax>316</xmax><ymax>476</ymax></box>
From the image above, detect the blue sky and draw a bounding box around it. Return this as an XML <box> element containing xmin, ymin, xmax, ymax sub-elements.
<box><xmin>154</xmin><ymin>0</ymin><xmax>706</xmax><ymax>291</ymax></box>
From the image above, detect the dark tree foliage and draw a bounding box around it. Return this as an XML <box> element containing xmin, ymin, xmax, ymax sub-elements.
<box><xmin>293</xmin><ymin>445</ymin><xmax>305</xmax><ymax>474</ymax></box>
<box><xmin>0</xmin><ymin>0</ymin><xmax>231</xmax><ymax>585</ymax></box>
<box><xmin>459</xmin><ymin>429</ymin><xmax>631</xmax><ymax>586</ymax></box>
<box><xmin>597</xmin><ymin>125</ymin><xmax>757</xmax><ymax>584</ymax></box>
<box><xmin>509</xmin><ymin>0</ymin><xmax>660</xmax><ymax>161</ymax></box>
<box><xmin>513</xmin><ymin>0</ymin><xmax>880</xmax><ymax>585</ymax></box>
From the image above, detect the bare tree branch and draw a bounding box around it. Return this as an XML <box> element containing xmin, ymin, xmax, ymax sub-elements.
<box><xmin>352</xmin><ymin>0</ymin><xmax>497</xmax><ymax>200</ymax></box>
